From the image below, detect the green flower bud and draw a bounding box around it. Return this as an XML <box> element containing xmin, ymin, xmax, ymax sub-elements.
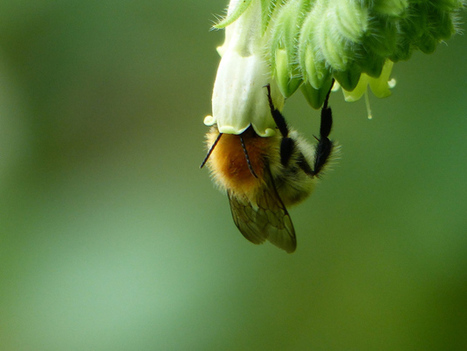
<box><xmin>372</xmin><ymin>0</ymin><xmax>408</xmax><ymax>16</ymax></box>
<box><xmin>214</xmin><ymin>0</ymin><xmax>253</xmax><ymax>29</ymax></box>
<box><xmin>301</xmin><ymin>77</ymin><xmax>334</xmax><ymax>109</ymax></box>
<box><xmin>333</xmin><ymin>63</ymin><xmax>362</xmax><ymax>92</ymax></box>
<box><xmin>269</xmin><ymin>0</ymin><xmax>309</xmax><ymax>97</ymax></box>
<box><xmin>342</xmin><ymin>60</ymin><xmax>395</xmax><ymax>101</ymax></box>
<box><xmin>297</xmin><ymin>2</ymin><xmax>332</xmax><ymax>90</ymax></box>
<box><xmin>362</xmin><ymin>15</ymin><xmax>398</xmax><ymax>58</ymax></box>
<box><xmin>299</xmin><ymin>0</ymin><xmax>369</xmax><ymax>74</ymax></box>
<box><xmin>274</xmin><ymin>48</ymin><xmax>303</xmax><ymax>98</ymax></box>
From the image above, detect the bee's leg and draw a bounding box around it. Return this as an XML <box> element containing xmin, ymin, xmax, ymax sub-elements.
<box><xmin>265</xmin><ymin>84</ymin><xmax>288</xmax><ymax>138</ymax></box>
<box><xmin>312</xmin><ymin>80</ymin><xmax>334</xmax><ymax>176</ymax></box>
<box><xmin>264</xmin><ymin>84</ymin><xmax>295</xmax><ymax>166</ymax></box>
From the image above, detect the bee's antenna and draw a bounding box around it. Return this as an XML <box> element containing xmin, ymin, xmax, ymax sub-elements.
<box><xmin>239</xmin><ymin>134</ymin><xmax>258</xmax><ymax>178</ymax></box>
<box><xmin>200</xmin><ymin>132</ymin><xmax>222</xmax><ymax>168</ymax></box>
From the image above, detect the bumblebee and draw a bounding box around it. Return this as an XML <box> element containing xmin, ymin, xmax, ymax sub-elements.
<box><xmin>201</xmin><ymin>83</ymin><xmax>336</xmax><ymax>253</ymax></box>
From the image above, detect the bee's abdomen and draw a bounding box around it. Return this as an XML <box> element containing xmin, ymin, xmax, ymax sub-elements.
<box><xmin>207</xmin><ymin>127</ymin><xmax>275</xmax><ymax>199</ymax></box>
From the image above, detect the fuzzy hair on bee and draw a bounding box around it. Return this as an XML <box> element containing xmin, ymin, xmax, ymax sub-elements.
<box><xmin>201</xmin><ymin>82</ymin><xmax>337</xmax><ymax>253</ymax></box>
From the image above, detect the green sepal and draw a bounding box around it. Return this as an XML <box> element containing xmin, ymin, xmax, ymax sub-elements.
<box><xmin>214</xmin><ymin>0</ymin><xmax>253</xmax><ymax>29</ymax></box>
<box><xmin>357</xmin><ymin>49</ymin><xmax>386</xmax><ymax>78</ymax></box>
<box><xmin>275</xmin><ymin>49</ymin><xmax>303</xmax><ymax>97</ymax></box>
<box><xmin>417</xmin><ymin>34</ymin><xmax>437</xmax><ymax>54</ymax></box>
<box><xmin>301</xmin><ymin>77</ymin><xmax>334</xmax><ymax>110</ymax></box>
<box><xmin>270</xmin><ymin>0</ymin><xmax>310</xmax><ymax>96</ymax></box>
<box><xmin>362</xmin><ymin>15</ymin><xmax>398</xmax><ymax>57</ymax></box>
<box><xmin>373</xmin><ymin>0</ymin><xmax>408</xmax><ymax>16</ymax></box>
<box><xmin>333</xmin><ymin>64</ymin><xmax>362</xmax><ymax>92</ymax></box>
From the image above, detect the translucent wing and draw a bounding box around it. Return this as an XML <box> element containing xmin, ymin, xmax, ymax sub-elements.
<box><xmin>227</xmin><ymin>168</ymin><xmax>297</xmax><ymax>253</ymax></box>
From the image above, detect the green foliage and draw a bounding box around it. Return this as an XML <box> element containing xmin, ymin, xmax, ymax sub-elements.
<box><xmin>215</xmin><ymin>0</ymin><xmax>466</xmax><ymax>107</ymax></box>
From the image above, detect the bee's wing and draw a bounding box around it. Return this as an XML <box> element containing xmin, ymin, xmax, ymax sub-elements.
<box><xmin>227</xmin><ymin>168</ymin><xmax>296</xmax><ymax>253</ymax></box>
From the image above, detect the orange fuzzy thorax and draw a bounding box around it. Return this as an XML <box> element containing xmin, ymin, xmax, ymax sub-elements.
<box><xmin>206</xmin><ymin>127</ymin><xmax>275</xmax><ymax>200</ymax></box>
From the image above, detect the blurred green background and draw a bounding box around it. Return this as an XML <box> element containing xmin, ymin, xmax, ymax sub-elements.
<box><xmin>1</xmin><ymin>1</ymin><xmax>466</xmax><ymax>350</ymax></box>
